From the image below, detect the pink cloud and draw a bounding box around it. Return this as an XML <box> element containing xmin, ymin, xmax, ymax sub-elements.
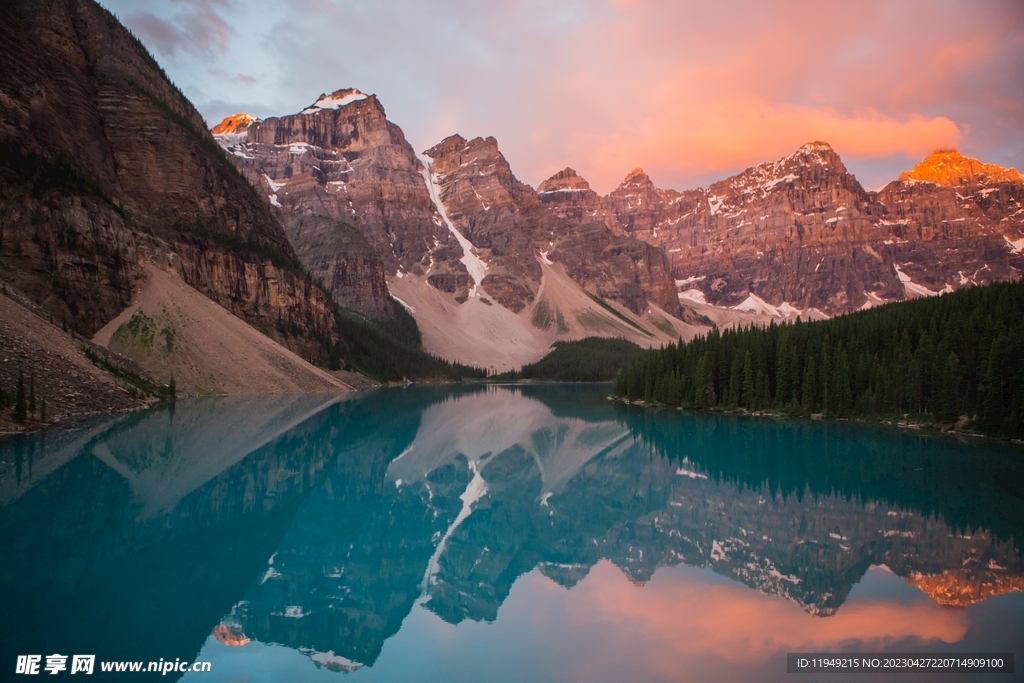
<box><xmin>561</xmin><ymin>97</ymin><xmax>961</xmax><ymax>191</ymax></box>
<box><xmin>497</xmin><ymin>0</ymin><xmax>1012</xmax><ymax>191</ymax></box>
<box><xmin>126</xmin><ymin>0</ymin><xmax>233</xmax><ymax>58</ymax></box>
<box><xmin>466</xmin><ymin>0</ymin><xmax>1020</xmax><ymax>192</ymax></box>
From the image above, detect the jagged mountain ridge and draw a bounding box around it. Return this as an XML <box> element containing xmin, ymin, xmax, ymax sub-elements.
<box><xmin>217</xmin><ymin>92</ymin><xmax>1022</xmax><ymax>333</ymax></box>
<box><xmin>216</xmin><ymin>90</ymin><xmax>465</xmax><ymax>318</ymax></box>
<box><xmin>214</xmin><ymin>92</ymin><xmax>699</xmax><ymax>371</ymax></box>
<box><xmin>608</xmin><ymin>144</ymin><xmax>1024</xmax><ymax>316</ymax></box>
<box><xmin>421</xmin><ymin>133</ymin><xmax>682</xmax><ymax>316</ymax></box>
<box><xmin>216</xmin><ymin>95</ymin><xmax>681</xmax><ymax>317</ymax></box>
<box><xmin>211</xmin><ymin>113</ymin><xmax>258</xmax><ymax>136</ymax></box>
<box><xmin>900</xmin><ymin>150</ymin><xmax>1024</xmax><ymax>186</ymax></box>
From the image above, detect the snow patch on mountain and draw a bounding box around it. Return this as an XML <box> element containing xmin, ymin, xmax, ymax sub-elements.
<box><xmin>263</xmin><ymin>174</ymin><xmax>285</xmax><ymax>193</ymax></box>
<box><xmin>731</xmin><ymin>293</ymin><xmax>780</xmax><ymax>316</ymax></box>
<box><xmin>678</xmin><ymin>289</ymin><xmax>708</xmax><ymax>305</ymax></box>
<box><xmin>859</xmin><ymin>291</ymin><xmax>888</xmax><ymax>310</ymax></box>
<box><xmin>894</xmin><ymin>264</ymin><xmax>940</xmax><ymax>298</ymax></box>
<box><xmin>302</xmin><ymin>89</ymin><xmax>368</xmax><ymax>114</ymax></box>
<box><xmin>1004</xmin><ymin>235</ymin><xmax>1024</xmax><ymax>254</ymax></box>
<box><xmin>708</xmin><ymin>194</ymin><xmax>724</xmax><ymax>215</ymax></box>
<box><xmin>419</xmin><ymin>153</ymin><xmax>489</xmax><ymax>298</ymax></box>
<box><xmin>675</xmin><ymin>275</ymin><xmax>706</xmax><ymax>287</ymax></box>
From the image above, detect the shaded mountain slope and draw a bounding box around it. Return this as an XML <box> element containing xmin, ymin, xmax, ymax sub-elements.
<box><xmin>0</xmin><ymin>0</ymin><xmax>339</xmax><ymax>365</ymax></box>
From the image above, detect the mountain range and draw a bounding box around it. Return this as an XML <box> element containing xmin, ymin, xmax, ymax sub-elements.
<box><xmin>214</xmin><ymin>90</ymin><xmax>1024</xmax><ymax>370</ymax></box>
<box><xmin>214</xmin><ymin>91</ymin><xmax>696</xmax><ymax>372</ymax></box>
<box><xmin>2</xmin><ymin>0</ymin><xmax>1023</xmax><ymax>411</ymax></box>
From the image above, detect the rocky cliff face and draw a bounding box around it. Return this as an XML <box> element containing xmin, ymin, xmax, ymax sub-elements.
<box><xmin>279</xmin><ymin>214</ymin><xmax>391</xmax><ymax>316</ymax></box>
<box><xmin>216</xmin><ymin>99</ymin><xmax>682</xmax><ymax>320</ymax></box>
<box><xmin>214</xmin><ymin>90</ymin><xmax>453</xmax><ymax>317</ymax></box>
<box><xmin>899</xmin><ymin>150</ymin><xmax>1023</xmax><ymax>186</ymax></box>
<box><xmin>419</xmin><ymin>134</ymin><xmax>541</xmax><ymax>310</ymax></box>
<box><xmin>0</xmin><ymin>0</ymin><xmax>339</xmax><ymax>363</ymax></box>
<box><xmin>422</xmin><ymin>135</ymin><xmax>681</xmax><ymax>315</ymax></box>
<box><xmin>875</xmin><ymin>150</ymin><xmax>1024</xmax><ymax>294</ymax></box>
<box><xmin>608</xmin><ymin>144</ymin><xmax>1024</xmax><ymax>317</ymax></box>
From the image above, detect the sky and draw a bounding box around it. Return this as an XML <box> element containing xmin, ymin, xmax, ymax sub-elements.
<box><xmin>102</xmin><ymin>0</ymin><xmax>1024</xmax><ymax>194</ymax></box>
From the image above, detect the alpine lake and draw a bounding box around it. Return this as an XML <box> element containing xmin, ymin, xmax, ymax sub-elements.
<box><xmin>1</xmin><ymin>384</ymin><xmax>1022</xmax><ymax>682</ymax></box>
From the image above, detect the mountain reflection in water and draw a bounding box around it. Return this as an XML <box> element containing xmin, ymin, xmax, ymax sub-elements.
<box><xmin>0</xmin><ymin>385</ymin><xmax>1021</xmax><ymax>682</ymax></box>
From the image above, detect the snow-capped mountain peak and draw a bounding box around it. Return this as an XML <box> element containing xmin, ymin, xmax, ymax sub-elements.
<box><xmin>301</xmin><ymin>88</ymin><xmax>369</xmax><ymax>114</ymax></box>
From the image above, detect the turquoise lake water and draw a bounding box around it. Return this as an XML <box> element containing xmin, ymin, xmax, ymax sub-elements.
<box><xmin>1</xmin><ymin>384</ymin><xmax>1022</xmax><ymax>681</ymax></box>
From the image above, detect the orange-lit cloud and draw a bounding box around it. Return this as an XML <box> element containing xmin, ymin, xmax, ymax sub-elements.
<box><xmin>110</xmin><ymin>0</ymin><xmax>1024</xmax><ymax>193</ymax></box>
<box><xmin>514</xmin><ymin>0</ymin><xmax>1003</xmax><ymax>191</ymax></box>
<box><xmin>554</xmin><ymin>98</ymin><xmax>961</xmax><ymax>192</ymax></box>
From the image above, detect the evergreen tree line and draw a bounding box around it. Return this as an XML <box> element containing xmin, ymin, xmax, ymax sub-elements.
<box><xmin>493</xmin><ymin>337</ymin><xmax>642</xmax><ymax>382</ymax></box>
<box><xmin>612</xmin><ymin>279</ymin><xmax>1024</xmax><ymax>437</ymax></box>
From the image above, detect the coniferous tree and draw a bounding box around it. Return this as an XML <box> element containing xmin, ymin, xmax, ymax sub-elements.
<box><xmin>820</xmin><ymin>338</ymin><xmax>831</xmax><ymax>416</ymax></box>
<box><xmin>788</xmin><ymin>344</ymin><xmax>801</xmax><ymax>408</ymax></box>
<box><xmin>14</xmin><ymin>370</ymin><xmax>27</xmax><ymax>424</ymax></box>
<box><xmin>980</xmin><ymin>335</ymin><xmax>1007</xmax><ymax>433</ymax></box>
<box><xmin>834</xmin><ymin>345</ymin><xmax>852</xmax><ymax>416</ymax></box>
<box><xmin>741</xmin><ymin>351</ymin><xmax>755</xmax><ymax>408</ymax></box>
<box><xmin>728</xmin><ymin>357</ymin><xmax>740</xmax><ymax>408</ymax></box>
<box><xmin>802</xmin><ymin>357</ymin><xmax>817</xmax><ymax>414</ymax></box>
<box><xmin>775</xmin><ymin>340</ymin><xmax>792</xmax><ymax>407</ymax></box>
<box><xmin>694</xmin><ymin>354</ymin><xmax>710</xmax><ymax>409</ymax></box>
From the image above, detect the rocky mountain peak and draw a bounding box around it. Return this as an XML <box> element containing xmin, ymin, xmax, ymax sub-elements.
<box><xmin>614</xmin><ymin>136</ymin><xmax>1023</xmax><ymax>319</ymax></box>
<box><xmin>710</xmin><ymin>142</ymin><xmax>851</xmax><ymax>202</ymax></box>
<box><xmin>790</xmin><ymin>140</ymin><xmax>844</xmax><ymax>169</ymax></box>
<box><xmin>620</xmin><ymin>167</ymin><xmax>653</xmax><ymax>188</ymax></box>
<box><xmin>898</xmin><ymin>150</ymin><xmax>1023</xmax><ymax>187</ymax></box>
<box><xmin>424</xmin><ymin>135</ymin><xmax>519</xmax><ymax>193</ymax></box>
<box><xmin>300</xmin><ymin>88</ymin><xmax>370</xmax><ymax>114</ymax></box>
<box><xmin>798</xmin><ymin>140</ymin><xmax>833</xmax><ymax>152</ymax></box>
<box><xmin>212</xmin><ymin>86</ymin><xmax>449</xmax><ymax>315</ymax></box>
<box><xmin>422</xmin><ymin>134</ymin><xmax>469</xmax><ymax>164</ymax></box>
<box><xmin>211</xmin><ymin>113</ymin><xmax>257</xmax><ymax>135</ymax></box>
<box><xmin>537</xmin><ymin>167</ymin><xmax>592</xmax><ymax>193</ymax></box>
